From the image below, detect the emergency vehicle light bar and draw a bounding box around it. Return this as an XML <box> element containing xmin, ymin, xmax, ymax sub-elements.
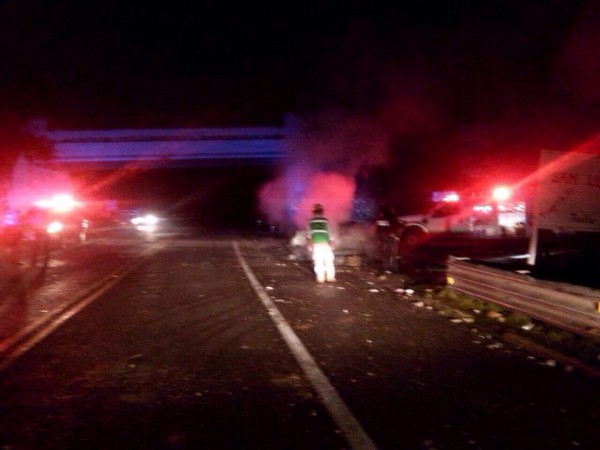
<box><xmin>431</xmin><ymin>191</ymin><xmax>460</xmax><ymax>202</ymax></box>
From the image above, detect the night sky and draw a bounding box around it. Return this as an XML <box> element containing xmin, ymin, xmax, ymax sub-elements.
<box><xmin>1</xmin><ymin>0</ymin><xmax>597</xmax><ymax>130</ymax></box>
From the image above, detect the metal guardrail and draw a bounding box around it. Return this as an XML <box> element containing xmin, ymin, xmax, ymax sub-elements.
<box><xmin>446</xmin><ymin>256</ymin><xmax>600</xmax><ymax>337</ymax></box>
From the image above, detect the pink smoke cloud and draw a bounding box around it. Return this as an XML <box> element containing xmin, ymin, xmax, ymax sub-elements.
<box><xmin>259</xmin><ymin>171</ymin><xmax>355</xmax><ymax>230</ymax></box>
<box><xmin>257</xmin><ymin>111</ymin><xmax>393</xmax><ymax>231</ymax></box>
<box><xmin>294</xmin><ymin>172</ymin><xmax>355</xmax><ymax>229</ymax></box>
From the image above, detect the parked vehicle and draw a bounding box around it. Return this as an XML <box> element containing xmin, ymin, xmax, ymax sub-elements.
<box><xmin>397</xmin><ymin>188</ymin><xmax>528</xmax><ymax>248</ymax></box>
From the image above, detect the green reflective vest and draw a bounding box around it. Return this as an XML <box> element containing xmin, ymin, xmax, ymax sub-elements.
<box><xmin>308</xmin><ymin>216</ymin><xmax>330</xmax><ymax>244</ymax></box>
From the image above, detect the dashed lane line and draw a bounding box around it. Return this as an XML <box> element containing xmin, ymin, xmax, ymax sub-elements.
<box><xmin>233</xmin><ymin>241</ymin><xmax>378</xmax><ymax>450</ymax></box>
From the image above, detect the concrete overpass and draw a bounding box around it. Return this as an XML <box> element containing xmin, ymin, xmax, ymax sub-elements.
<box><xmin>39</xmin><ymin>124</ymin><xmax>289</xmax><ymax>169</ymax></box>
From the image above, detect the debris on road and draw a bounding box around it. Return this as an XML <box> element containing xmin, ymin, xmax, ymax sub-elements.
<box><xmin>487</xmin><ymin>342</ymin><xmax>504</xmax><ymax>350</ymax></box>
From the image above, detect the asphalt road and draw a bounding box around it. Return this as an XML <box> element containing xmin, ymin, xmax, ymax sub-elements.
<box><xmin>0</xmin><ymin>228</ymin><xmax>598</xmax><ymax>449</ymax></box>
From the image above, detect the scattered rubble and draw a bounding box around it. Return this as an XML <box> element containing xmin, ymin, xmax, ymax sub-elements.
<box><xmin>487</xmin><ymin>342</ymin><xmax>504</xmax><ymax>350</ymax></box>
<box><xmin>485</xmin><ymin>310</ymin><xmax>503</xmax><ymax>320</ymax></box>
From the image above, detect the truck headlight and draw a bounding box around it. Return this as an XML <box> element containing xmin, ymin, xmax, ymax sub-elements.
<box><xmin>47</xmin><ymin>221</ymin><xmax>64</xmax><ymax>234</ymax></box>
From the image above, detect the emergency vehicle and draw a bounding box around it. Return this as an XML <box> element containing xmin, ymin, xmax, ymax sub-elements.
<box><xmin>397</xmin><ymin>187</ymin><xmax>528</xmax><ymax>247</ymax></box>
<box><xmin>1</xmin><ymin>193</ymin><xmax>89</xmax><ymax>266</ymax></box>
<box><xmin>34</xmin><ymin>194</ymin><xmax>89</xmax><ymax>246</ymax></box>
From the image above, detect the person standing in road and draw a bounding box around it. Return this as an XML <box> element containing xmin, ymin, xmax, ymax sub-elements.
<box><xmin>307</xmin><ymin>203</ymin><xmax>336</xmax><ymax>283</ymax></box>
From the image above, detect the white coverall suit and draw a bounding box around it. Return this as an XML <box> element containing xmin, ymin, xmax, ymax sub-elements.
<box><xmin>308</xmin><ymin>214</ymin><xmax>336</xmax><ymax>283</ymax></box>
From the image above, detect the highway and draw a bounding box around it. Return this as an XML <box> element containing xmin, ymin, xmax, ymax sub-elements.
<box><xmin>0</xmin><ymin>225</ymin><xmax>598</xmax><ymax>449</ymax></box>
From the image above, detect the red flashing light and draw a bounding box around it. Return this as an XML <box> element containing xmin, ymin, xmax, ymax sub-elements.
<box><xmin>492</xmin><ymin>186</ymin><xmax>511</xmax><ymax>202</ymax></box>
<box><xmin>35</xmin><ymin>194</ymin><xmax>80</xmax><ymax>213</ymax></box>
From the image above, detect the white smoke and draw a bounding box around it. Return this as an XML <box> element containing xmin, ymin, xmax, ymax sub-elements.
<box><xmin>258</xmin><ymin>112</ymin><xmax>390</xmax><ymax>231</ymax></box>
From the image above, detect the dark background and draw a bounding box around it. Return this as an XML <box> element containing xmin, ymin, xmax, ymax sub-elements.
<box><xmin>1</xmin><ymin>1</ymin><xmax>599</xmax><ymax>220</ymax></box>
<box><xmin>1</xmin><ymin>0</ymin><xmax>597</xmax><ymax>129</ymax></box>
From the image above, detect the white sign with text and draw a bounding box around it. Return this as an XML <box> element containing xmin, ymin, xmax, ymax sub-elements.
<box><xmin>537</xmin><ymin>149</ymin><xmax>600</xmax><ymax>232</ymax></box>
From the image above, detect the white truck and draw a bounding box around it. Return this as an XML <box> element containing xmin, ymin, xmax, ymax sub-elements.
<box><xmin>397</xmin><ymin>189</ymin><xmax>528</xmax><ymax>247</ymax></box>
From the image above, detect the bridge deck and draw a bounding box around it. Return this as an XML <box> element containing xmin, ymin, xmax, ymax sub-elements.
<box><xmin>40</xmin><ymin>126</ymin><xmax>288</xmax><ymax>168</ymax></box>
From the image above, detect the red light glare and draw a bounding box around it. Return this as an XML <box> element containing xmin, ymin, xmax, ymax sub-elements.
<box><xmin>34</xmin><ymin>194</ymin><xmax>80</xmax><ymax>213</ymax></box>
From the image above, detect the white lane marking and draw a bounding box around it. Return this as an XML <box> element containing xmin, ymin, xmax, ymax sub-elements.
<box><xmin>233</xmin><ymin>242</ymin><xmax>377</xmax><ymax>450</ymax></box>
